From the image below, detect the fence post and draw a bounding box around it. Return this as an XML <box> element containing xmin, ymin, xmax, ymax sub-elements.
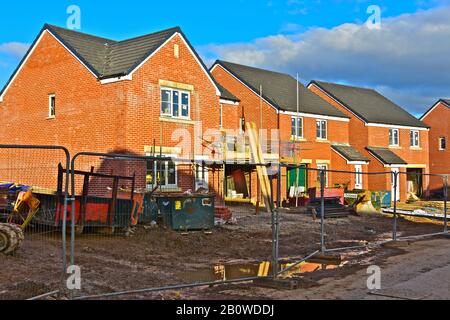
<box><xmin>320</xmin><ymin>169</ymin><xmax>326</xmax><ymax>253</ymax></box>
<box><xmin>392</xmin><ymin>171</ymin><xmax>399</xmax><ymax>241</ymax></box>
<box><xmin>444</xmin><ymin>175</ymin><xmax>448</xmax><ymax>234</ymax></box>
<box><xmin>272</xmin><ymin>164</ymin><xmax>281</xmax><ymax>278</ymax></box>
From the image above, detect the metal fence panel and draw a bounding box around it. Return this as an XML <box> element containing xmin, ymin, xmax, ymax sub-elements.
<box><xmin>0</xmin><ymin>145</ymin><xmax>70</xmax><ymax>300</ymax></box>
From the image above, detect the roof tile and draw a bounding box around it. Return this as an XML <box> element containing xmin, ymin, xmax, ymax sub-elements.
<box><xmin>366</xmin><ymin>147</ymin><xmax>407</xmax><ymax>165</ymax></box>
<box><xmin>214</xmin><ymin>61</ymin><xmax>348</xmax><ymax>118</ymax></box>
<box><xmin>311</xmin><ymin>80</ymin><xmax>428</xmax><ymax>128</ymax></box>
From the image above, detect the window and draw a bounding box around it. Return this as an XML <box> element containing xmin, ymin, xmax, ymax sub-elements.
<box><xmin>160</xmin><ymin>88</ymin><xmax>190</xmax><ymax>119</ymax></box>
<box><xmin>389</xmin><ymin>129</ymin><xmax>399</xmax><ymax>146</ymax></box>
<box><xmin>146</xmin><ymin>160</ymin><xmax>177</xmax><ymax>188</ymax></box>
<box><xmin>410</xmin><ymin>130</ymin><xmax>420</xmax><ymax>147</ymax></box>
<box><xmin>317</xmin><ymin>164</ymin><xmax>328</xmax><ymax>187</ymax></box>
<box><xmin>316</xmin><ymin>120</ymin><xmax>327</xmax><ymax>140</ymax></box>
<box><xmin>48</xmin><ymin>94</ymin><xmax>56</xmax><ymax>118</ymax></box>
<box><xmin>291</xmin><ymin>117</ymin><xmax>303</xmax><ymax>138</ymax></box>
<box><xmin>440</xmin><ymin>137</ymin><xmax>447</xmax><ymax>151</ymax></box>
<box><xmin>354</xmin><ymin>165</ymin><xmax>363</xmax><ymax>189</ymax></box>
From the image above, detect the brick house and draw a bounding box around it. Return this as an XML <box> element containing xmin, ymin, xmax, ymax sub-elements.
<box><xmin>0</xmin><ymin>24</ymin><xmax>239</xmax><ymax>197</ymax></box>
<box><xmin>420</xmin><ymin>99</ymin><xmax>450</xmax><ymax>196</ymax></box>
<box><xmin>211</xmin><ymin>61</ymin><xmax>369</xmax><ymax>204</ymax></box>
<box><xmin>308</xmin><ymin>81</ymin><xmax>430</xmax><ymax>202</ymax></box>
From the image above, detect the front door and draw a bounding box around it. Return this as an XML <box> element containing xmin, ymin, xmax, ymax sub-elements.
<box><xmin>287</xmin><ymin>165</ymin><xmax>307</xmax><ymax>197</ymax></box>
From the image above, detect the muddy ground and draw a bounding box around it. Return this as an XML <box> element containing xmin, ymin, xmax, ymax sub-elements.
<box><xmin>0</xmin><ymin>207</ymin><xmax>445</xmax><ymax>300</ymax></box>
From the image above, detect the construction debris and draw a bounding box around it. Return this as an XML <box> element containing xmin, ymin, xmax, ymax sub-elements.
<box><xmin>353</xmin><ymin>191</ymin><xmax>378</xmax><ymax>215</ymax></box>
<box><xmin>307</xmin><ymin>197</ymin><xmax>352</xmax><ymax>219</ymax></box>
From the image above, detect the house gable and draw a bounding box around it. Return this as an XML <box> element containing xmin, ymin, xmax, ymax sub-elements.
<box><xmin>1</xmin><ymin>25</ymin><xmax>221</xmax><ymax>102</ymax></box>
<box><xmin>420</xmin><ymin>99</ymin><xmax>450</xmax><ymax>121</ymax></box>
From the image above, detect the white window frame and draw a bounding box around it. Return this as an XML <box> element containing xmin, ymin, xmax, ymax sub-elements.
<box><xmin>410</xmin><ymin>130</ymin><xmax>420</xmax><ymax>147</ymax></box>
<box><xmin>439</xmin><ymin>137</ymin><xmax>446</xmax><ymax>151</ymax></box>
<box><xmin>160</xmin><ymin>87</ymin><xmax>191</xmax><ymax>120</ymax></box>
<box><xmin>316</xmin><ymin>120</ymin><xmax>327</xmax><ymax>140</ymax></box>
<box><xmin>291</xmin><ymin>116</ymin><xmax>303</xmax><ymax>139</ymax></box>
<box><xmin>354</xmin><ymin>165</ymin><xmax>363</xmax><ymax>189</ymax></box>
<box><xmin>389</xmin><ymin>128</ymin><xmax>400</xmax><ymax>146</ymax></box>
<box><xmin>146</xmin><ymin>159</ymin><xmax>178</xmax><ymax>189</ymax></box>
<box><xmin>317</xmin><ymin>164</ymin><xmax>328</xmax><ymax>187</ymax></box>
<box><xmin>48</xmin><ymin>94</ymin><xmax>56</xmax><ymax>118</ymax></box>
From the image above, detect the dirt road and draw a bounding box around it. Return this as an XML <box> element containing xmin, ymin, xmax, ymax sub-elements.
<box><xmin>294</xmin><ymin>237</ymin><xmax>450</xmax><ymax>300</ymax></box>
<box><xmin>192</xmin><ymin>237</ymin><xmax>450</xmax><ymax>300</ymax></box>
<box><xmin>0</xmin><ymin>209</ymin><xmax>447</xmax><ymax>300</ymax></box>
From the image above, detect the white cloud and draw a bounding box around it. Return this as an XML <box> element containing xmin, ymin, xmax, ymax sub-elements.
<box><xmin>200</xmin><ymin>6</ymin><xmax>450</xmax><ymax>115</ymax></box>
<box><xmin>0</xmin><ymin>42</ymin><xmax>29</xmax><ymax>58</ymax></box>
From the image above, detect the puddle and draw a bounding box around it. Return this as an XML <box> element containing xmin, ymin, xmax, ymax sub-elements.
<box><xmin>177</xmin><ymin>258</ymin><xmax>344</xmax><ymax>282</ymax></box>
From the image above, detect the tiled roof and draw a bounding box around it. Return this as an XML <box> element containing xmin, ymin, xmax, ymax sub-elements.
<box><xmin>213</xmin><ymin>61</ymin><xmax>348</xmax><ymax>118</ymax></box>
<box><xmin>366</xmin><ymin>147</ymin><xmax>407</xmax><ymax>165</ymax></box>
<box><xmin>311</xmin><ymin>81</ymin><xmax>428</xmax><ymax>128</ymax></box>
<box><xmin>332</xmin><ymin>145</ymin><xmax>369</xmax><ymax>162</ymax></box>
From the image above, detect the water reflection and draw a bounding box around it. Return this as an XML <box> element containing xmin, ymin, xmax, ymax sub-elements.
<box><xmin>178</xmin><ymin>259</ymin><xmax>342</xmax><ymax>282</ymax></box>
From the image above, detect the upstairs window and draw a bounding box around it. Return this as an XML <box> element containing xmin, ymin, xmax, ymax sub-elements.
<box><xmin>440</xmin><ymin>137</ymin><xmax>447</xmax><ymax>151</ymax></box>
<box><xmin>291</xmin><ymin>117</ymin><xmax>303</xmax><ymax>139</ymax></box>
<box><xmin>316</xmin><ymin>120</ymin><xmax>327</xmax><ymax>140</ymax></box>
<box><xmin>48</xmin><ymin>94</ymin><xmax>56</xmax><ymax>118</ymax></box>
<box><xmin>410</xmin><ymin>130</ymin><xmax>420</xmax><ymax>147</ymax></box>
<box><xmin>161</xmin><ymin>88</ymin><xmax>190</xmax><ymax>119</ymax></box>
<box><xmin>389</xmin><ymin>128</ymin><xmax>399</xmax><ymax>146</ymax></box>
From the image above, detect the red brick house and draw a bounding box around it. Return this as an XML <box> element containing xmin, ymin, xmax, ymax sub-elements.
<box><xmin>308</xmin><ymin>81</ymin><xmax>430</xmax><ymax>202</ymax></box>
<box><xmin>0</xmin><ymin>24</ymin><xmax>238</xmax><ymax>196</ymax></box>
<box><xmin>211</xmin><ymin>61</ymin><xmax>370</xmax><ymax>204</ymax></box>
<box><xmin>420</xmin><ymin>99</ymin><xmax>450</xmax><ymax>196</ymax></box>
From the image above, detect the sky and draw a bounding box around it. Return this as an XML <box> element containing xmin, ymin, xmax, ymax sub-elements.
<box><xmin>1</xmin><ymin>0</ymin><xmax>449</xmax><ymax>116</ymax></box>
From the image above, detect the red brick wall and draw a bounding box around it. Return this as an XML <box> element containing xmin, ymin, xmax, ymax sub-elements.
<box><xmin>421</xmin><ymin>102</ymin><xmax>450</xmax><ymax>193</ymax></box>
<box><xmin>309</xmin><ymin>83</ymin><xmax>430</xmax><ymax>201</ymax></box>
<box><xmin>212</xmin><ymin>65</ymin><xmax>357</xmax><ymax>200</ymax></box>
<box><xmin>0</xmin><ymin>30</ymin><xmax>222</xmax><ymax>195</ymax></box>
<box><xmin>309</xmin><ymin>84</ymin><xmax>368</xmax><ymax>152</ymax></box>
<box><xmin>211</xmin><ymin>64</ymin><xmax>279</xmax><ymax>133</ymax></box>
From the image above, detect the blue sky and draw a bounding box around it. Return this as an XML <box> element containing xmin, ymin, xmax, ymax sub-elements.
<box><xmin>1</xmin><ymin>0</ymin><xmax>449</xmax><ymax>115</ymax></box>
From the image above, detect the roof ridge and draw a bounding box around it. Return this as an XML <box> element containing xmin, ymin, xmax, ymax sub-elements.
<box><xmin>114</xmin><ymin>26</ymin><xmax>181</xmax><ymax>45</ymax></box>
<box><xmin>216</xmin><ymin>60</ymin><xmax>294</xmax><ymax>78</ymax></box>
<box><xmin>313</xmin><ymin>80</ymin><xmax>377</xmax><ymax>93</ymax></box>
<box><xmin>45</xmin><ymin>24</ymin><xmax>116</xmax><ymax>43</ymax></box>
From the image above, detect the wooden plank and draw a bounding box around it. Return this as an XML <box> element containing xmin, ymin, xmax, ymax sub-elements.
<box><xmin>246</xmin><ymin>122</ymin><xmax>273</xmax><ymax>213</ymax></box>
